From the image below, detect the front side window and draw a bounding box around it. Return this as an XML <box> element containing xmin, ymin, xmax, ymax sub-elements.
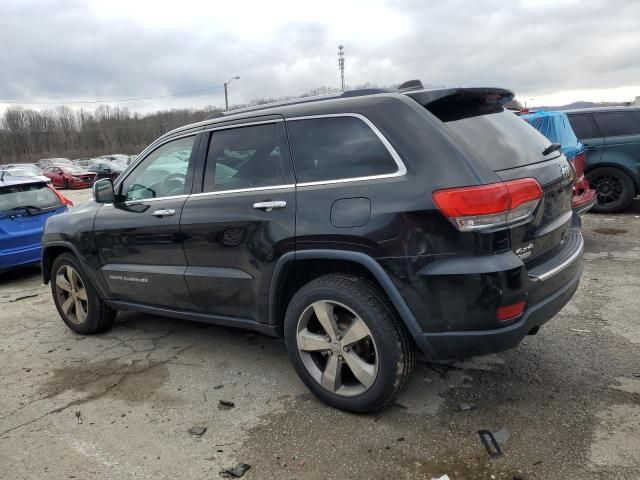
<box><xmin>286</xmin><ymin>116</ymin><xmax>399</xmax><ymax>183</ymax></box>
<box><xmin>120</xmin><ymin>136</ymin><xmax>195</xmax><ymax>201</ymax></box>
<box><xmin>593</xmin><ymin>112</ymin><xmax>640</xmax><ymax>137</ymax></box>
<box><xmin>203</xmin><ymin>123</ymin><xmax>289</xmax><ymax>192</ymax></box>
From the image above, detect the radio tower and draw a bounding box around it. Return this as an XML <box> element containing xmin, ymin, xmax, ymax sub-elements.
<box><xmin>338</xmin><ymin>45</ymin><xmax>345</xmax><ymax>91</ymax></box>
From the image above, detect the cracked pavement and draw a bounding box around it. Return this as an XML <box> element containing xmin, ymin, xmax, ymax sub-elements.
<box><xmin>1</xmin><ymin>191</ymin><xmax>639</xmax><ymax>479</ymax></box>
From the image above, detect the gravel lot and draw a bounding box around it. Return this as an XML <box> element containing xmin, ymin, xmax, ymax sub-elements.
<box><xmin>1</xmin><ymin>190</ymin><xmax>639</xmax><ymax>479</ymax></box>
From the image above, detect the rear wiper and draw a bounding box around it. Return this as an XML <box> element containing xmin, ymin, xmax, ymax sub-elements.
<box><xmin>542</xmin><ymin>143</ymin><xmax>561</xmax><ymax>156</ymax></box>
<box><xmin>4</xmin><ymin>205</ymin><xmax>42</xmax><ymax>216</ymax></box>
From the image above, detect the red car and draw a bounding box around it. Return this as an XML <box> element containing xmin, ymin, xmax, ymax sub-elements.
<box><xmin>43</xmin><ymin>165</ymin><xmax>97</xmax><ymax>189</ymax></box>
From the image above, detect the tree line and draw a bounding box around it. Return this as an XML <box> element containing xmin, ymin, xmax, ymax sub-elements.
<box><xmin>0</xmin><ymin>82</ymin><xmax>424</xmax><ymax>164</ymax></box>
<box><xmin>0</xmin><ymin>104</ymin><xmax>221</xmax><ymax>164</ymax></box>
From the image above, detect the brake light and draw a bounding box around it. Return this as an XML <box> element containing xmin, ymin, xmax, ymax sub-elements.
<box><xmin>432</xmin><ymin>178</ymin><xmax>543</xmax><ymax>231</ymax></box>
<box><xmin>48</xmin><ymin>185</ymin><xmax>73</xmax><ymax>207</ymax></box>
<box><xmin>572</xmin><ymin>152</ymin><xmax>586</xmax><ymax>177</ymax></box>
<box><xmin>497</xmin><ymin>301</ymin><xmax>526</xmax><ymax>322</ymax></box>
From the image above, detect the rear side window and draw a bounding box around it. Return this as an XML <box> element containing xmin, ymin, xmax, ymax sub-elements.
<box><xmin>592</xmin><ymin>111</ymin><xmax>640</xmax><ymax>137</ymax></box>
<box><xmin>286</xmin><ymin>116</ymin><xmax>399</xmax><ymax>183</ymax></box>
<box><xmin>203</xmin><ymin>122</ymin><xmax>290</xmax><ymax>193</ymax></box>
<box><xmin>567</xmin><ymin>114</ymin><xmax>598</xmax><ymax>139</ymax></box>
<box><xmin>441</xmin><ymin>108</ymin><xmax>553</xmax><ymax>170</ymax></box>
<box><xmin>0</xmin><ymin>184</ymin><xmax>61</xmax><ymax>212</ymax></box>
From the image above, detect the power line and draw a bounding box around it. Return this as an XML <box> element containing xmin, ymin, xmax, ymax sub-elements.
<box><xmin>0</xmin><ymin>84</ymin><xmax>225</xmax><ymax>106</ymax></box>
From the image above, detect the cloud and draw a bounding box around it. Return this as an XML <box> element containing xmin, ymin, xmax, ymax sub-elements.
<box><xmin>1</xmin><ymin>0</ymin><xmax>639</xmax><ymax>111</ymax></box>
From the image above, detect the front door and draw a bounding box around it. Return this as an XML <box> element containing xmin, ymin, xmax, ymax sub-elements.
<box><xmin>181</xmin><ymin>119</ymin><xmax>295</xmax><ymax>322</ymax></box>
<box><xmin>94</xmin><ymin>133</ymin><xmax>201</xmax><ymax>309</ymax></box>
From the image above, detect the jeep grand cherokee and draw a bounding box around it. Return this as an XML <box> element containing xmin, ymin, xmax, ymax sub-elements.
<box><xmin>42</xmin><ymin>82</ymin><xmax>584</xmax><ymax>412</ymax></box>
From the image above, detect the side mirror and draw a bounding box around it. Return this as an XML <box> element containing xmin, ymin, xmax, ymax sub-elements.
<box><xmin>93</xmin><ymin>178</ymin><xmax>115</xmax><ymax>203</ymax></box>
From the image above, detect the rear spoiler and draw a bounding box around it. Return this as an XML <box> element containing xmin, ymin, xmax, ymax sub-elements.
<box><xmin>406</xmin><ymin>88</ymin><xmax>514</xmax><ymax>107</ymax></box>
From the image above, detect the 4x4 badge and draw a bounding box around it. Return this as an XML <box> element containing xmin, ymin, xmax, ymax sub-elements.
<box><xmin>515</xmin><ymin>243</ymin><xmax>534</xmax><ymax>260</ymax></box>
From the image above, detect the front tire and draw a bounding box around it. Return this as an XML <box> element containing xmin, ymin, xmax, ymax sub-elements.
<box><xmin>284</xmin><ymin>274</ymin><xmax>415</xmax><ymax>413</ymax></box>
<box><xmin>51</xmin><ymin>253</ymin><xmax>116</xmax><ymax>334</ymax></box>
<box><xmin>587</xmin><ymin>167</ymin><xmax>636</xmax><ymax>213</ymax></box>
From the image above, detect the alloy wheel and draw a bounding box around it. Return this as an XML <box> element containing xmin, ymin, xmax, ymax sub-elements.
<box><xmin>55</xmin><ymin>265</ymin><xmax>88</xmax><ymax>324</ymax></box>
<box><xmin>296</xmin><ymin>300</ymin><xmax>378</xmax><ymax>397</ymax></box>
<box><xmin>591</xmin><ymin>173</ymin><xmax>623</xmax><ymax>206</ymax></box>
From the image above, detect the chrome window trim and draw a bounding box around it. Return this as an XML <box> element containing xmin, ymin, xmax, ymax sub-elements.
<box><xmin>202</xmin><ymin>118</ymin><xmax>284</xmax><ymax>134</ymax></box>
<box><xmin>286</xmin><ymin>112</ymin><xmax>407</xmax><ymax>187</ymax></box>
<box><xmin>530</xmin><ymin>234</ymin><xmax>584</xmax><ymax>282</ymax></box>
<box><xmin>190</xmin><ymin>184</ymin><xmax>295</xmax><ymax>199</ymax></box>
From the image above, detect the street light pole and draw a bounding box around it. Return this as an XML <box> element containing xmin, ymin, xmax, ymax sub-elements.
<box><xmin>224</xmin><ymin>76</ymin><xmax>240</xmax><ymax>111</ymax></box>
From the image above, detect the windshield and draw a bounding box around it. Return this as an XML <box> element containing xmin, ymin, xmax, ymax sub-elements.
<box><xmin>0</xmin><ymin>183</ymin><xmax>61</xmax><ymax>212</ymax></box>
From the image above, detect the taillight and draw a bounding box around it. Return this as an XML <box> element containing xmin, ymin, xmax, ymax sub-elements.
<box><xmin>48</xmin><ymin>186</ymin><xmax>73</xmax><ymax>207</ymax></box>
<box><xmin>432</xmin><ymin>178</ymin><xmax>543</xmax><ymax>232</ymax></box>
<box><xmin>573</xmin><ymin>152</ymin><xmax>586</xmax><ymax>177</ymax></box>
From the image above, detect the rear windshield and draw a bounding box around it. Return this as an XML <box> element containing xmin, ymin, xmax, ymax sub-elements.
<box><xmin>428</xmin><ymin>103</ymin><xmax>554</xmax><ymax>171</ymax></box>
<box><xmin>0</xmin><ymin>183</ymin><xmax>61</xmax><ymax>213</ymax></box>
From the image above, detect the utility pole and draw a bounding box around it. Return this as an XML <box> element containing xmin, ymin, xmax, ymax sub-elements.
<box><xmin>338</xmin><ymin>45</ymin><xmax>345</xmax><ymax>92</ymax></box>
<box><xmin>224</xmin><ymin>76</ymin><xmax>240</xmax><ymax>111</ymax></box>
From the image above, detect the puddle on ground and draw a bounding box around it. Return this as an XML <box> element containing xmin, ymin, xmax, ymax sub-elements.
<box><xmin>37</xmin><ymin>358</ymin><xmax>174</xmax><ymax>405</ymax></box>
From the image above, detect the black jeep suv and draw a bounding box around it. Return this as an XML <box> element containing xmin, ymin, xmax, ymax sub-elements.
<box><xmin>42</xmin><ymin>84</ymin><xmax>584</xmax><ymax>412</ymax></box>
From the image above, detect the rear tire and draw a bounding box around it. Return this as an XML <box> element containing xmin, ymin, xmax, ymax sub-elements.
<box><xmin>51</xmin><ymin>253</ymin><xmax>116</xmax><ymax>334</ymax></box>
<box><xmin>587</xmin><ymin>167</ymin><xmax>636</xmax><ymax>213</ymax></box>
<box><xmin>284</xmin><ymin>274</ymin><xmax>415</xmax><ymax>413</ymax></box>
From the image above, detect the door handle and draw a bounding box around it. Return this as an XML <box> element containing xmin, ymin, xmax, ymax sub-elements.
<box><xmin>151</xmin><ymin>208</ymin><xmax>176</xmax><ymax>217</ymax></box>
<box><xmin>252</xmin><ymin>200</ymin><xmax>286</xmax><ymax>212</ymax></box>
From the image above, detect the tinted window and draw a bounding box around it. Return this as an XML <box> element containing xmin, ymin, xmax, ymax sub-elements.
<box><xmin>567</xmin><ymin>114</ymin><xmax>598</xmax><ymax>139</ymax></box>
<box><xmin>593</xmin><ymin>111</ymin><xmax>640</xmax><ymax>137</ymax></box>
<box><xmin>0</xmin><ymin>183</ymin><xmax>61</xmax><ymax>212</ymax></box>
<box><xmin>444</xmin><ymin>109</ymin><xmax>553</xmax><ymax>170</ymax></box>
<box><xmin>203</xmin><ymin>123</ymin><xmax>289</xmax><ymax>192</ymax></box>
<box><xmin>287</xmin><ymin>116</ymin><xmax>398</xmax><ymax>183</ymax></box>
<box><xmin>120</xmin><ymin>135</ymin><xmax>195</xmax><ymax>201</ymax></box>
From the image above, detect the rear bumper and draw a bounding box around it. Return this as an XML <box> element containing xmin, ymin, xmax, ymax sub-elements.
<box><xmin>572</xmin><ymin>187</ymin><xmax>597</xmax><ymax>215</ymax></box>
<box><xmin>414</xmin><ymin>262</ymin><xmax>582</xmax><ymax>360</ymax></box>
<box><xmin>403</xmin><ymin>221</ymin><xmax>584</xmax><ymax>360</ymax></box>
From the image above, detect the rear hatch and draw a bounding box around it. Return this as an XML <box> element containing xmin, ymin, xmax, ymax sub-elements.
<box><xmin>409</xmin><ymin>88</ymin><xmax>575</xmax><ymax>264</ymax></box>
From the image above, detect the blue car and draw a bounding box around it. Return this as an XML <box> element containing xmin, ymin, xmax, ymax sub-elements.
<box><xmin>0</xmin><ymin>175</ymin><xmax>72</xmax><ymax>273</ymax></box>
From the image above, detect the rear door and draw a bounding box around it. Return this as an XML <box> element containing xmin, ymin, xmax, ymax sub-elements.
<box><xmin>567</xmin><ymin>113</ymin><xmax>604</xmax><ymax>165</ymax></box>
<box><xmin>44</xmin><ymin>167</ymin><xmax>64</xmax><ymax>188</ymax></box>
<box><xmin>592</xmin><ymin>111</ymin><xmax>640</xmax><ymax>174</ymax></box>
<box><xmin>93</xmin><ymin>133</ymin><xmax>201</xmax><ymax>309</ymax></box>
<box><xmin>180</xmin><ymin>118</ymin><xmax>296</xmax><ymax>322</ymax></box>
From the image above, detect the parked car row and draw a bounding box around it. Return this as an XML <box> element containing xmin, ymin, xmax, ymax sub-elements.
<box><xmin>2</xmin><ymin>154</ymin><xmax>132</xmax><ymax>191</ymax></box>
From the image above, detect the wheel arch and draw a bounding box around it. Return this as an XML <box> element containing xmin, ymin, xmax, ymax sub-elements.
<box><xmin>268</xmin><ymin>250</ymin><xmax>424</xmax><ymax>341</ymax></box>
<box><xmin>42</xmin><ymin>242</ymin><xmax>110</xmax><ymax>299</ymax></box>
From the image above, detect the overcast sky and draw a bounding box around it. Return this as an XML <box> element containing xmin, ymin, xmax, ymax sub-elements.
<box><xmin>1</xmin><ymin>0</ymin><xmax>639</xmax><ymax>112</ymax></box>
